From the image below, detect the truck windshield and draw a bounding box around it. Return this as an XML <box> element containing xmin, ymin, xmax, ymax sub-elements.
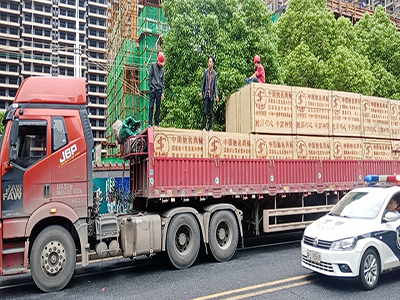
<box><xmin>330</xmin><ymin>191</ymin><xmax>388</xmax><ymax>219</ymax></box>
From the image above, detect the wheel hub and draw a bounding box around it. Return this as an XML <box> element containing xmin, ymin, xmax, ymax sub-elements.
<box><xmin>41</xmin><ymin>241</ymin><xmax>66</xmax><ymax>276</ymax></box>
<box><xmin>217</xmin><ymin>228</ymin><xmax>226</xmax><ymax>241</ymax></box>
<box><xmin>178</xmin><ymin>232</ymin><xmax>187</xmax><ymax>246</ymax></box>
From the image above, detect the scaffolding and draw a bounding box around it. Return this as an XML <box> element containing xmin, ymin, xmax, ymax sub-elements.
<box><xmin>105</xmin><ymin>0</ymin><xmax>168</xmax><ymax>158</ymax></box>
<box><xmin>327</xmin><ymin>0</ymin><xmax>400</xmax><ymax>28</ymax></box>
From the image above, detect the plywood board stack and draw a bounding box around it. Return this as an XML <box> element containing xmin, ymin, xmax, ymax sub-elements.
<box><xmin>363</xmin><ymin>139</ymin><xmax>392</xmax><ymax>160</ymax></box>
<box><xmin>331</xmin><ymin>91</ymin><xmax>362</xmax><ymax>137</ymax></box>
<box><xmin>331</xmin><ymin>137</ymin><xmax>363</xmax><ymax>160</ymax></box>
<box><xmin>206</xmin><ymin>131</ymin><xmax>251</xmax><ymax>159</ymax></box>
<box><xmin>153</xmin><ymin>127</ymin><xmax>207</xmax><ymax>158</ymax></box>
<box><xmin>294</xmin><ymin>87</ymin><xmax>331</xmax><ymax>137</ymax></box>
<box><xmin>294</xmin><ymin>136</ymin><xmax>331</xmax><ymax>160</ymax></box>
<box><xmin>250</xmin><ymin>134</ymin><xmax>295</xmax><ymax>159</ymax></box>
<box><xmin>232</xmin><ymin>84</ymin><xmax>294</xmax><ymax>135</ymax></box>
<box><xmin>361</xmin><ymin>96</ymin><xmax>390</xmax><ymax>139</ymax></box>
<box><xmin>390</xmin><ymin>100</ymin><xmax>400</xmax><ymax>140</ymax></box>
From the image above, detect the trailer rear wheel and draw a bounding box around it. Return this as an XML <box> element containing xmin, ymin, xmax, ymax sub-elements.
<box><xmin>208</xmin><ymin>210</ymin><xmax>238</xmax><ymax>262</ymax></box>
<box><xmin>166</xmin><ymin>213</ymin><xmax>200</xmax><ymax>269</ymax></box>
<box><xmin>30</xmin><ymin>225</ymin><xmax>76</xmax><ymax>292</ymax></box>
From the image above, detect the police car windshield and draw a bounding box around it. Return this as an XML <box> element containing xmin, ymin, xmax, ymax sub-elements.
<box><xmin>330</xmin><ymin>191</ymin><xmax>388</xmax><ymax>219</ymax></box>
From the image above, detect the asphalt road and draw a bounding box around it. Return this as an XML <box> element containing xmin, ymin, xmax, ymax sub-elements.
<box><xmin>1</xmin><ymin>232</ymin><xmax>400</xmax><ymax>300</ymax></box>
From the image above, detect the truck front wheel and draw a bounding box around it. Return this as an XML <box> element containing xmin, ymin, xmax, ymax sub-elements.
<box><xmin>30</xmin><ymin>225</ymin><xmax>76</xmax><ymax>292</ymax></box>
<box><xmin>208</xmin><ymin>210</ymin><xmax>238</xmax><ymax>262</ymax></box>
<box><xmin>166</xmin><ymin>213</ymin><xmax>200</xmax><ymax>269</ymax></box>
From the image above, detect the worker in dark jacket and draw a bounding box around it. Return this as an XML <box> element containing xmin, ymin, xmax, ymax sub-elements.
<box><xmin>199</xmin><ymin>56</ymin><xmax>219</xmax><ymax>131</ymax></box>
<box><xmin>148</xmin><ymin>52</ymin><xmax>165</xmax><ymax>127</ymax></box>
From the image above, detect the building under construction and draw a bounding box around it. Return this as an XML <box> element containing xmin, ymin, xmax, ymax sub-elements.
<box><xmin>105</xmin><ymin>0</ymin><xmax>168</xmax><ymax>158</ymax></box>
<box><xmin>269</xmin><ymin>0</ymin><xmax>400</xmax><ymax>29</ymax></box>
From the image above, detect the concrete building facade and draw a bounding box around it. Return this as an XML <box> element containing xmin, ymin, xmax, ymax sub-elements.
<box><xmin>0</xmin><ymin>0</ymin><xmax>107</xmax><ymax>146</ymax></box>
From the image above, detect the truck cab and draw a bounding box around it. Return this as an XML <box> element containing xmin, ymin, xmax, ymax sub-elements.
<box><xmin>0</xmin><ymin>77</ymin><xmax>93</xmax><ymax>291</ymax></box>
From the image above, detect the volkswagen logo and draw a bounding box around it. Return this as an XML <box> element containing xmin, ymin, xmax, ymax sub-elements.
<box><xmin>313</xmin><ymin>237</ymin><xmax>319</xmax><ymax>247</ymax></box>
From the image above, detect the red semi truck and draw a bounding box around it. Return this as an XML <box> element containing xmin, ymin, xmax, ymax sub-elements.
<box><xmin>0</xmin><ymin>76</ymin><xmax>397</xmax><ymax>292</ymax></box>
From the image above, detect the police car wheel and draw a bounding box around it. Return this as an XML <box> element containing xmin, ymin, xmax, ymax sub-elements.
<box><xmin>358</xmin><ymin>248</ymin><xmax>380</xmax><ymax>290</ymax></box>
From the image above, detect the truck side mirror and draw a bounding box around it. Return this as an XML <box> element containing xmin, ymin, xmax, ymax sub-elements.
<box><xmin>9</xmin><ymin>117</ymin><xmax>19</xmax><ymax>162</ymax></box>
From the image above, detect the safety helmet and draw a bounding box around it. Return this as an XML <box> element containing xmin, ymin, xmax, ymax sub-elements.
<box><xmin>254</xmin><ymin>55</ymin><xmax>260</xmax><ymax>64</ymax></box>
<box><xmin>157</xmin><ymin>52</ymin><xmax>165</xmax><ymax>66</ymax></box>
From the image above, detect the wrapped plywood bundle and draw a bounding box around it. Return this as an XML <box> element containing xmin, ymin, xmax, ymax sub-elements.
<box><xmin>331</xmin><ymin>91</ymin><xmax>362</xmax><ymax>138</ymax></box>
<box><xmin>390</xmin><ymin>99</ymin><xmax>400</xmax><ymax>140</ymax></box>
<box><xmin>153</xmin><ymin>127</ymin><xmax>207</xmax><ymax>158</ymax></box>
<box><xmin>363</xmin><ymin>139</ymin><xmax>392</xmax><ymax>160</ymax></box>
<box><xmin>392</xmin><ymin>140</ymin><xmax>400</xmax><ymax>160</ymax></box>
<box><xmin>237</xmin><ymin>83</ymin><xmax>294</xmax><ymax>134</ymax></box>
<box><xmin>331</xmin><ymin>137</ymin><xmax>363</xmax><ymax>160</ymax></box>
<box><xmin>250</xmin><ymin>134</ymin><xmax>295</xmax><ymax>159</ymax></box>
<box><xmin>361</xmin><ymin>96</ymin><xmax>390</xmax><ymax>139</ymax></box>
<box><xmin>294</xmin><ymin>87</ymin><xmax>331</xmax><ymax>137</ymax></box>
<box><xmin>206</xmin><ymin>131</ymin><xmax>251</xmax><ymax>159</ymax></box>
<box><xmin>294</xmin><ymin>136</ymin><xmax>331</xmax><ymax>160</ymax></box>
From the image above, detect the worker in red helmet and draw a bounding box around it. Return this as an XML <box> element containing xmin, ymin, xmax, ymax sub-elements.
<box><xmin>246</xmin><ymin>55</ymin><xmax>265</xmax><ymax>84</ymax></box>
<box><xmin>148</xmin><ymin>52</ymin><xmax>165</xmax><ymax>128</ymax></box>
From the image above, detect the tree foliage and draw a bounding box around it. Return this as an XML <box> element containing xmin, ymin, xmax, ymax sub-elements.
<box><xmin>276</xmin><ymin>0</ymin><xmax>400</xmax><ymax>99</ymax></box>
<box><xmin>161</xmin><ymin>0</ymin><xmax>280</xmax><ymax>130</ymax></box>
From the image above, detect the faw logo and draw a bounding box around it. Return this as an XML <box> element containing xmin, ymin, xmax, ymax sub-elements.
<box><xmin>3</xmin><ymin>184</ymin><xmax>22</xmax><ymax>201</ymax></box>
<box><xmin>60</xmin><ymin>144</ymin><xmax>77</xmax><ymax>164</ymax></box>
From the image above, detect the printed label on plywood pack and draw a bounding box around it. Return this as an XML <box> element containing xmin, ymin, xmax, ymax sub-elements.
<box><xmin>295</xmin><ymin>136</ymin><xmax>331</xmax><ymax>160</ymax></box>
<box><xmin>363</xmin><ymin>139</ymin><xmax>392</xmax><ymax>160</ymax></box>
<box><xmin>331</xmin><ymin>137</ymin><xmax>363</xmax><ymax>160</ymax></box>
<box><xmin>392</xmin><ymin>140</ymin><xmax>400</xmax><ymax>160</ymax></box>
<box><xmin>331</xmin><ymin>91</ymin><xmax>362</xmax><ymax>137</ymax></box>
<box><xmin>250</xmin><ymin>134</ymin><xmax>294</xmax><ymax>159</ymax></box>
<box><xmin>251</xmin><ymin>83</ymin><xmax>293</xmax><ymax>134</ymax></box>
<box><xmin>294</xmin><ymin>87</ymin><xmax>331</xmax><ymax>136</ymax></box>
<box><xmin>390</xmin><ymin>100</ymin><xmax>400</xmax><ymax>140</ymax></box>
<box><xmin>207</xmin><ymin>131</ymin><xmax>251</xmax><ymax>159</ymax></box>
<box><xmin>361</xmin><ymin>96</ymin><xmax>390</xmax><ymax>139</ymax></box>
<box><xmin>153</xmin><ymin>127</ymin><xmax>206</xmax><ymax>158</ymax></box>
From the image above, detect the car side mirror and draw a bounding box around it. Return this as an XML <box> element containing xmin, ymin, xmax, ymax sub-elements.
<box><xmin>384</xmin><ymin>211</ymin><xmax>399</xmax><ymax>223</ymax></box>
<box><xmin>9</xmin><ymin>117</ymin><xmax>19</xmax><ymax>162</ymax></box>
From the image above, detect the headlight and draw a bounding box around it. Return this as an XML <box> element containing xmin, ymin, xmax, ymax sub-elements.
<box><xmin>330</xmin><ymin>237</ymin><xmax>357</xmax><ymax>251</ymax></box>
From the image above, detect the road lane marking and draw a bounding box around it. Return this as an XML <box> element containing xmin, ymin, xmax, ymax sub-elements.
<box><xmin>190</xmin><ymin>274</ymin><xmax>316</xmax><ymax>300</ymax></box>
<box><xmin>219</xmin><ymin>280</ymin><xmax>314</xmax><ymax>300</ymax></box>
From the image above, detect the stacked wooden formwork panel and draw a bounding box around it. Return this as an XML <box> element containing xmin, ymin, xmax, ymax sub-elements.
<box><xmin>224</xmin><ymin>83</ymin><xmax>400</xmax><ymax>161</ymax></box>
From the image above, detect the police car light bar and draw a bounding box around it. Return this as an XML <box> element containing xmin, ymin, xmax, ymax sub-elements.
<box><xmin>365</xmin><ymin>174</ymin><xmax>400</xmax><ymax>184</ymax></box>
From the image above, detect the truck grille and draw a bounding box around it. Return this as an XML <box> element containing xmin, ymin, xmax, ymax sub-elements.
<box><xmin>302</xmin><ymin>255</ymin><xmax>334</xmax><ymax>272</ymax></box>
<box><xmin>304</xmin><ymin>236</ymin><xmax>332</xmax><ymax>249</ymax></box>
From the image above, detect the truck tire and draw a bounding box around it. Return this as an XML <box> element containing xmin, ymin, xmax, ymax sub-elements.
<box><xmin>30</xmin><ymin>225</ymin><xmax>76</xmax><ymax>292</ymax></box>
<box><xmin>358</xmin><ymin>248</ymin><xmax>380</xmax><ymax>290</ymax></box>
<box><xmin>208</xmin><ymin>210</ymin><xmax>238</xmax><ymax>262</ymax></box>
<box><xmin>166</xmin><ymin>213</ymin><xmax>200</xmax><ymax>269</ymax></box>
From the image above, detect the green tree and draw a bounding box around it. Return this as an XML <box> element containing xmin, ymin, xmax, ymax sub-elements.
<box><xmin>354</xmin><ymin>6</ymin><xmax>400</xmax><ymax>98</ymax></box>
<box><xmin>281</xmin><ymin>42</ymin><xmax>325</xmax><ymax>88</ymax></box>
<box><xmin>161</xmin><ymin>0</ymin><xmax>280</xmax><ymax>130</ymax></box>
<box><xmin>324</xmin><ymin>46</ymin><xmax>375</xmax><ymax>95</ymax></box>
<box><xmin>276</xmin><ymin>0</ymin><xmax>337</xmax><ymax>62</ymax></box>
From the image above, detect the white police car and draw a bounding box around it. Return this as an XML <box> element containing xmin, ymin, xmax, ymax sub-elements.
<box><xmin>301</xmin><ymin>175</ymin><xmax>400</xmax><ymax>290</ymax></box>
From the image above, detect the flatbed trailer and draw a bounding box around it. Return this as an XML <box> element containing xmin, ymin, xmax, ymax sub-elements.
<box><xmin>123</xmin><ymin>128</ymin><xmax>399</xmax><ymax>235</ymax></box>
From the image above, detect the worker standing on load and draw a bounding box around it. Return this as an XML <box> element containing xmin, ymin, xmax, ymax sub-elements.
<box><xmin>199</xmin><ymin>56</ymin><xmax>219</xmax><ymax>131</ymax></box>
<box><xmin>246</xmin><ymin>55</ymin><xmax>265</xmax><ymax>84</ymax></box>
<box><xmin>148</xmin><ymin>52</ymin><xmax>165</xmax><ymax>128</ymax></box>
